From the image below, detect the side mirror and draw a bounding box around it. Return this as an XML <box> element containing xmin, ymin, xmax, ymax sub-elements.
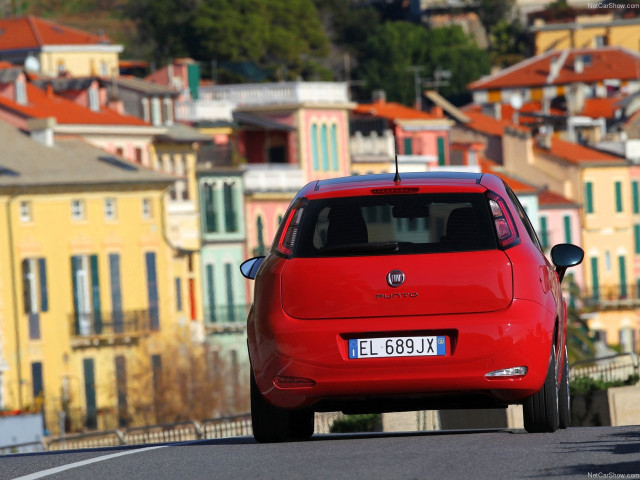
<box><xmin>240</xmin><ymin>256</ymin><xmax>266</xmax><ymax>280</ymax></box>
<box><xmin>550</xmin><ymin>244</ymin><xmax>584</xmax><ymax>283</ymax></box>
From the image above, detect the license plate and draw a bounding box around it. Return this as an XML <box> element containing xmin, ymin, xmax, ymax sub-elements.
<box><xmin>348</xmin><ymin>336</ymin><xmax>446</xmax><ymax>359</ymax></box>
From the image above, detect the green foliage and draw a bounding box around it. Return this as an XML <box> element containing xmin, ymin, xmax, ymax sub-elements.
<box><xmin>330</xmin><ymin>414</ymin><xmax>382</xmax><ymax>433</ymax></box>
<box><xmin>570</xmin><ymin>374</ymin><xmax>639</xmax><ymax>395</ymax></box>
<box><xmin>489</xmin><ymin>19</ymin><xmax>527</xmax><ymax>68</ymax></box>
<box><xmin>123</xmin><ymin>0</ymin><xmax>330</xmax><ymax>81</ymax></box>
<box><xmin>356</xmin><ymin>22</ymin><xmax>490</xmax><ymax>105</ymax></box>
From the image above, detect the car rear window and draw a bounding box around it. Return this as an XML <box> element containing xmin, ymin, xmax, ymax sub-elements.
<box><xmin>294</xmin><ymin>193</ymin><xmax>497</xmax><ymax>257</ymax></box>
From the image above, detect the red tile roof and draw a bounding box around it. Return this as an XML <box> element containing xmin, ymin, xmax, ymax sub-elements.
<box><xmin>535</xmin><ymin>136</ymin><xmax>624</xmax><ymax>165</ymax></box>
<box><xmin>461</xmin><ymin>107</ymin><xmax>530</xmax><ymax>136</ymax></box>
<box><xmin>354</xmin><ymin>100</ymin><xmax>443</xmax><ymax>121</ymax></box>
<box><xmin>469</xmin><ymin>47</ymin><xmax>640</xmax><ymax>90</ymax></box>
<box><xmin>0</xmin><ymin>83</ymin><xmax>148</xmax><ymax>126</ymax></box>
<box><xmin>581</xmin><ymin>96</ymin><xmax>624</xmax><ymax>119</ymax></box>
<box><xmin>538</xmin><ymin>189</ymin><xmax>577</xmax><ymax>207</ymax></box>
<box><xmin>0</xmin><ymin>16</ymin><xmax>112</xmax><ymax>50</ymax></box>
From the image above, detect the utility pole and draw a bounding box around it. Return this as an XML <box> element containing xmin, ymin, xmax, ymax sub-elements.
<box><xmin>407</xmin><ymin>65</ymin><xmax>425</xmax><ymax>110</ymax></box>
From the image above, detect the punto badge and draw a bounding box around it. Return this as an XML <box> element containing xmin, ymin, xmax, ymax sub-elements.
<box><xmin>387</xmin><ymin>270</ymin><xmax>405</xmax><ymax>288</ymax></box>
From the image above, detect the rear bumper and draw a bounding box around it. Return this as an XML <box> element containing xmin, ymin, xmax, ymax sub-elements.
<box><xmin>248</xmin><ymin>298</ymin><xmax>556</xmax><ymax>410</ymax></box>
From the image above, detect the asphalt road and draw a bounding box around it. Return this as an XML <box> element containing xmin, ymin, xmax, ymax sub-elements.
<box><xmin>1</xmin><ymin>426</ymin><xmax>639</xmax><ymax>480</ymax></box>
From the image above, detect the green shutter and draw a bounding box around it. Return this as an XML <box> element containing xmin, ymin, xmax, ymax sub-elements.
<box><xmin>71</xmin><ymin>256</ymin><xmax>81</xmax><ymax>335</ymax></box>
<box><xmin>539</xmin><ymin>217</ymin><xmax>548</xmax><ymax>249</ymax></box>
<box><xmin>38</xmin><ymin>258</ymin><xmax>48</xmax><ymax>312</ymax></box>
<box><xmin>633</xmin><ymin>181</ymin><xmax>639</xmax><ymax>214</ymax></box>
<box><xmin>311</xmin><ymin>124</ymin><xmax>319</xmax><ymax>170</ymax></box>
<box><xmin>206</xmin><ymin>264</ymin><xmax>215</xmax><ymax>323</ymax></box>
<box><xmin>619</xmin><ymin>256</ymin><xmax>627</xmax><ymax>297</ymax></box>
<box><xmin>585</xmin><ymin>182</ymin><xmax>594</xmax><ymax>214</ymax></box>
<box><xmin>635</xmin><ymin>225</ymin><xmax>640</xmax><ymax>254</ymax></box>
<box><xmin>437</xmin><ymin>136</ymin><xmax>445</xmax><ymax>166</ymax></box>
<box><xmin>403</xmin><ymin>138</ymin><xmax>412</xmax><ymax>155</ymax></box>
<box><xmin>563</xmin><ymin>215</ymin><xmax>572</xmax><ymax>244</ymax></box>
<box><xmin>590</xmin><ymin>256</ymin><xmax>599</xmax><ymax>301</ymax></box>
<box><xmin>83</xmin><ymin>358</ymin><xmax>97</xmax><ymax>429</ymax></box>
<box><xmin>615</xmin><ymin>181</ymin><xmax>623</xmax><ymax>212</ymax></box>
<box><xmin>90</xmin><ymin>255</ymin><xmax>102</xmax><ymax>334</ymax></box>
<box><xmin>187</xmin><ymin>63</ymin><xmax>200</xmax><ymax>100</ymax></box>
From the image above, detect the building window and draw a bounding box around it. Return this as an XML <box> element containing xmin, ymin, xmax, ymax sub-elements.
<box><xmin>71</xmin><ymin>255</ymin><xmax>102</xmax><ymax>336</ymax></box>
<box><xmin>135</xmin><ymin>147</ymin><xmax>143</xmax><ymax>165</ymax></box>
<box><xmin>151</xmin><ymin>98</ymin><xmax>161</xmax><ymax>126</ymax></box>
<box><xmin>142</xmin><ymin>198</ymin><xmax>152</xmax><ymax>219</ymax></box>
<box><xmin>104</xmin><ymin>198</ymin><xmax>117</xmax><ymax>220</ymax></box>
<box><xmin>109</xmin><ymin>253</ymin><xmax>124</xmax><ymax>334</ymax></box>
<box><xmin>633</xmin><ymin>181</ymin><xmax>639</xmax><ymax>214</ymax></box>
<box><xmin>145</xmin><ymin>252</ymin><xmax>160</xmax><ymax>331</ymax></box>
<box><xmin>71</xmin><ymin>199</ymin><xmax>85</xmax><ymax>221</ymax></box>
<box><xmin>16</xmin><ymin>79</ymin><xmax>27</xmax><ymax>105</ymax></box>
<box><xmin>203</xmin><ymin>183</ymin><xmax>217</xmax><ymax>233</ymax></box>
<box><xmin>175</xmin><ymin>277</ymin><xmax>183</xmax><ymax>312</ymax></box>
<box><xmin>19</xmin><ymin>201</ymin><xmax>32</xmax><ymax>223</ymax></box>
<box><xmin>31</xmin><ymin>362</ymin><xmax>43</xmax><ymax>401</ymax></box>
<box><xmin>311</xmin><ymin>124</ymin><xmax>319</xmax><ymax>170</ymax></box>
<box><xmin>83</xmin><ymin>358</ymin><xmax>97</xmax><ymax>429</ymax></box>
<box><xmin>89</xmin><ymin>88</ymin><xmax>100</xmax><ymax>112</ymax></box>
<box><xmin>22</xmin><ymin>258</ymin><xmax>48</xmax><ymax>340</ymax></box>
<box><xmin>321</xmin><ymin>124</ymin><xmax>329</xmax><ymax>171</ymax></box>
<box><xmin>100</xmin><ymin>61</ymin><xmax>108</xmax><ymax>76</ymax></box>
<box><xmin>584</xmin><ymin>182</ymin><xmax>594</xmax><ymax>214</ymax></box>
<box><xmin>331</xmin><ymin>124</ymin><xmax>339</xmax><ymax>171</ymax></box>
<box><xmin>115</xmin><ymin>355</ymin><xmax>128</xmax><ymax>427</ymax></box>
<box><xmin>615</xmin><ymin>181</ymin><xmax>623</xmax><ymax>213</ymax></box>
<box><xmin>163</xmin><ymin>97</ymin><xmax>173</xmax><ymax>125</ymax></box>
<box><xmin>141</xmin><ymin>98</ymin><xmax>150</xmax><ymax>123</ymax></box>
<box><xmin>223</xmin><ymin>182</ymin><xmax>238</xmax><ymax>232</ymax></box>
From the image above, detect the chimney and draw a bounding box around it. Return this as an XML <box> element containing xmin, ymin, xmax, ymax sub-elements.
<box><xmin>27</xmin><ymin>117</ymin><xmax>56</xmax><ymax>147</ymax></box>
<box><xmin>574</xmin><ymin>56</ymin><xmax>583</xmax><ymax>74</ymax></box>
<box><xmin>536</xmin><ymin>126</ymin><xmax>553</xmax><ymax>150</ymax></box>
<box><xmin>372</xmin><ymin>89</ymin><xmax>386</xmax><ymax>103</ymax></box>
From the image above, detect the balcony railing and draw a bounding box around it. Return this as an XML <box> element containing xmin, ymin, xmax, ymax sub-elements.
<box><xmin>350</xmin><ymin>130</ymin><xmax>396</xmax><ymax>162</ymax></box>
<box><xmin>582</xmin><ymin>284</ymin><xmax>640</xmax><ymax>310</ymax></box>
<box><xmin>174</xmin><ymin>99</ymin><xmax>234</xmax><ymax>123</ymax></box>
<box><xmin>243</xmin><ymin>164</ymin><xmax>305</xmax><ymax>193</ymax></box>
<box><xmin>69</xmin><ymin>310</ymin><xmax>154</xmax><ymax>344</ymax></box>
<box><xmin>199</xmin><ymin>82</ymin><xmax>350</xmax><ymax>107</ymax></box>
<box><xmin>204</xmin><ymin>304</ymin><xmax>249</xmax><ymax>332</ymax></box>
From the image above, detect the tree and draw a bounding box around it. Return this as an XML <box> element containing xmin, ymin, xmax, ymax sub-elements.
<box><xmin>356</xmin><ymin>22</ymin><xmax>490</xmax><ymax>106</ymax></box>
<box><xmin>191</xmin><ymin>0</ymin><xmax>330</xmax><ymax>81</ymax></box>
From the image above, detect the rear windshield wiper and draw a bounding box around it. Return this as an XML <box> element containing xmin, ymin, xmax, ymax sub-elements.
<box><xmin>319</xmin><ymin>242</ymin><xmax>400</xmax><ymax>255</ymax></box>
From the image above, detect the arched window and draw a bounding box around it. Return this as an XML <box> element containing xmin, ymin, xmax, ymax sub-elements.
<box><xmin>321</xmin><ymin>124</ymin><xmax>329</xmax><ymax>171</ymax></box>
<box><xmin>311</xmin><ymin>124</ymin><xmax>319</xmax><ymax>170</ymax></box>
<box><xmin>331</xmin><ymin>124</ymin><xmax>338</xmax><ymax>170</ymax></box>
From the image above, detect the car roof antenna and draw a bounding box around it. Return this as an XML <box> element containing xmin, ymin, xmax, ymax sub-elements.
<box><xmin>393</xmin><ymin>154</ymin><xmax>401</xmax><ymax>183</ymax></box>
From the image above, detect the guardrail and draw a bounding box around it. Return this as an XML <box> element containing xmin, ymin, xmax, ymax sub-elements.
<box><xmin>570</xmin><ymin>353</ymin><xmax>640</xmax><ymax>383</ymax></box>
<box><xmin>1</xmin><ymin>413</ymin><xmax>252</xmax><ymax>454</ymax></box>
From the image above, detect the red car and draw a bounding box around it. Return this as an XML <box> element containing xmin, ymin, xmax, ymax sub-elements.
<box><xmin>241</xmin><ymin>172</ymin><xmax>583</xmax><ymax>442</ymax></box>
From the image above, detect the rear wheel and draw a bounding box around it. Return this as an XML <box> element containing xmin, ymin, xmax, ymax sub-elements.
<box><xmin>523</xmin><ymin>347</ymin><xmax>559</xmax><ymax>433</ymax></box>
<box><xmin>558</xmin><ymin>345</ymin><xmax>571</xmax><ymax>429</ymax></box>
<box><xmin>250</xmin><ymin>369</ymin><xmax>314</xmax><ymax>443</ymax></box>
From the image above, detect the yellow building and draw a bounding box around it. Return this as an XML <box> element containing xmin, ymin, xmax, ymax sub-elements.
<box><xmin>0</xmin><ymin>120</ymin><xmax>196</xmax><ymax>433</ymax></box>
<box><xmin>0</xmin><ymin>16</ymin><xmax>122</xmax><ymax>77</ymax></box>
<box><xmin>502</xmin><ymin>127</ymin><xmax>637</xmax><ymax>350</ymax></box>
<box><xmin>531</xmin><ymin>13</ymin><xmax>640</xmax><ymax>55</ymax></box>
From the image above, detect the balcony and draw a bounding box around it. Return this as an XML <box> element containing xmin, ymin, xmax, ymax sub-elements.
<box><xmin>350</xmin><ymin>130</ymin><xmax>395</xmax><ymax>163</ymax></box>
<box><xmin>582</xmin><ymin>285</ymin><xmax>640</xmax><ymax>310</ymax></box>
<box><xmin>243</xmin><ymin>164</ymin><xmax>305</xmax><ymax>193</ymax></box>
<box><xmin>174</xmin><ymin>99</ymin><xmax>234</xmax><ymax>123</ymax></box>
<box><xmin>69</xmin><ymin>310</ymin><xmax>153</xmax><ymax>348</ymax></box>
<box><xmin>199</xmin><ymin>82</ymin><xmax>350</xmax><ymax>107</ymax></box>
<box><xmin>205</xmin><ymin>304</ymin><xmax>249</xmax><ymax>333</ymax></box>
<box><xmin>197</xmin><ymin>143</ymin><xmax>234</xmax><ymax>168</ymax></box>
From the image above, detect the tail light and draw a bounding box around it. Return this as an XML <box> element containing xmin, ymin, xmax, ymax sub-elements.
<box><xmin>276</xmin><ymin>201</ymin><xmax>306</xmax><ymax>257</ymax></box>
<box><xmin>487</xmin><ymin>191</ymin><xmax>520</xmax><ymax>249</ymax></box>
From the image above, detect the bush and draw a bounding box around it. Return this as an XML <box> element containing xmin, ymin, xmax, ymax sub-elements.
<box><xmin>329</xmin><ymin>414</ymin><xmax>382</xmax><ymax>433</ymax></box>
<box><xmin>570</xmin><ymin>374</ymin><xmax>639</xmax><ymax>396</ymax></box>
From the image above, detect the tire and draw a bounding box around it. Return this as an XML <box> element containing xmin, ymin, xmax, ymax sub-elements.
<box><xmin>250</xmin><ymin>369</ymin><xmax>314</xmax><ymax>442</ymax></box>
<box><xmin>288</xmin><ymin>410</ymin><xmax>314</xmax><ymax>440</ymax></box>
<box><xmin>523</xmin><ymin>347</ymin><xmax>560</xmax><ymax>433</ymax></box>
<box><xmin>558</xmin><ymin>344</ymin><xmax>571</xmax><ymax>429</ymax></box>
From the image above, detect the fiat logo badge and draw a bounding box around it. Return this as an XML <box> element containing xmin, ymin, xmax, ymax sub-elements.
<box><xmin>387</xmin><ymin>270</ymin><xmax>405</xmax><ymax>288</ymax></box>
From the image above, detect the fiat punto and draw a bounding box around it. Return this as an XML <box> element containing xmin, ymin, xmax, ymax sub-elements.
<box><xmin>241</xmin><ymin>172</ymin><xmax>583</xmax><ymax>442</ymax></box>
